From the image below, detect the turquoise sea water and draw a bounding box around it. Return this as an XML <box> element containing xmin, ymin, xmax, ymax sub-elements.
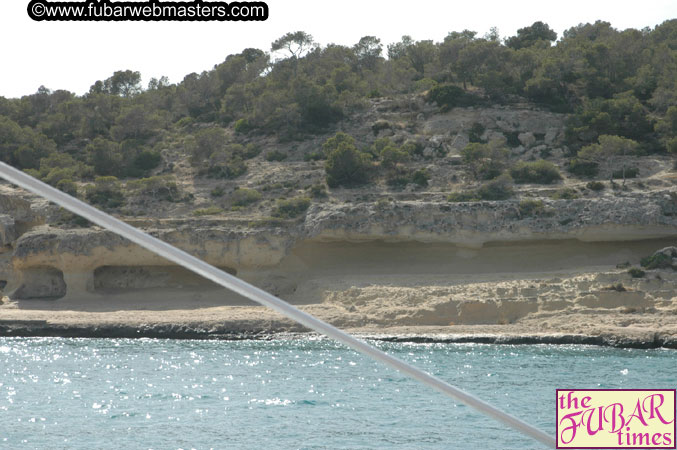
<box><xmin>0</xmin><ymin>338</ymin><xmax>675</xmax><ymax>449</ymax></box>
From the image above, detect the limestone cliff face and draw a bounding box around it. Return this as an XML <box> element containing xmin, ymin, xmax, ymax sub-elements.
<box><xmin>421</xmin><ymin>106</ymin><xmax>565</xmax><ymax>149</ymax></box>
<box><xmin>304</xmin><ymin>194</ymin><xmax>677</xmax><ymax>245</ymax></box>
<box><xmin>5</xmin><ymin>224</ymin><xmax>296</xmax><ymax>299</ymax></box>
<box><xmin>2</xmin><ymin>190</ymin><xmax>676</xmax><ymax>300</ymax></box>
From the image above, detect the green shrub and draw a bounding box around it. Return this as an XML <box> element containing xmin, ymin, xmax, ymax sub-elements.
<box><xmin>325</xmin><ymin>142</ymin><xmax>372</xmax><ymax>188</ymax></box>
<box><xmin>461</xmin><ymin>141</ymin><xmax>508</xmax><ymax>180</ymax></box>
<box><xmin>477</xmin><ymin>174</ymin><xmax>514</xmax><ymax>200</ymax></box>
<box><xmin>468</xmin><ymin>123</ymin><xmax>486</xmax><ymax>143</ymax></box>
<box><xmin>234</xmin><ymin>118</ymin><xmax>251</xmax><ymax>134</ymax></box>
<box><xmin>56</xmin><ymin>179</ymin><xmax>78</xmax><ymax>197</ymax></box>
<box><xmin>231</xmin><ymin>188</ymin><xmax>262</xmax><ymax>206</ymax></box>
<box><xmin>375</xmin><ymin>197</ymin><xmax>391</xmax><ymax>208</ymax></box>
<box><xmin>666</xmin><ymin>137</ymin><xmax>677</xmax><ymax>154</ymax></box>
<box><xmin>207</xmin><ymin>156</ymin><xmax>247</xmax><ymax>179</ymax></box>
<box><xmin>505</xmin><ymin>131</ymin><xmax>521</xmax><ymax>148</ymax></box>
<box><xmin>190</xmin><ymin>128</ymin><xmax>224</xmax><ymax>163</ymax></box>
<box><xmin>193</xmin><ymin>206</ymin><xmax>223</xmax><ymax>216</ymax></box>
<box><xmin>411</xmin><ymin>169</ymin><xmax>430</xmax><ymax>187</ymax></box>
<box><xmin>447</xmin><ymin>174</ymin><xmax>513</xmax><ymax>202</ymax></box>
<box><xmin>380</xmin><ymin>145</ymin><xmax>410</xmax><ymax>169</ymax></box>
<box><xmin>85</xmin><ymin>176</ymin><xmax>125</xmax><ymax>208</ymax></box>
<box><xmin>127</xmin><ymin>175</ymin><xmax>180</xmax><ymax>201</ymax></box>
<box><xmin>518</xmin><ymin>199</ymin><xmax>546</xmax><ymax>216</ymax></box>
<box><xmin>23</xmin><ymin>169</ymin><xmax>41</xmax><ymax>179</ymax></box>
<box><xmin>386</xmin><ymin>173</ymin><xmax>410</xmax><ymax>189</ymax></box>
<box><xmin>210</xmin><ymin>186</ymin><xmax>225</xmax><ymax>197</ymax></box>
<box><xmin>612</xmin><ymin>167</ymin><xmax>640</xmax><ymax>179</ymax></box>
<box><xmin>230</xmin><ymin>143</ymin><xmax>261</xmax><ymax>160</ymax></box>
<box><xmin>43</xmin><ymin>167</ymin><xmax>76</xmax><ymax>187</ymax></box>
<box><xmin>323</xmin><ymin>132</ymin><xmax>355</xmax><ymax>155</ymax></box>
<box><xmin>175</xmin><ymin>117</ymin><xmax>195</xmax><ymax>128</ymax></box>
<box><xmin>384</xmin><ymin>168</ymin><xmax>430</xmax><ymax>190</ymax></box>
<box><xmin>628</xmin><ymin>267</ymin><xmax>646</xmax><ymax>278</ymax></box>
<box><xmin>586</xmin><ymin>181</ymin><xmax>605</xmax><ymax>191</ymax></box>
<box><xmin>477</xmin><ymin>161</ymin><xmax>505</xmax><ymax>180</ymax></box>
<box><xmin>578</xmin><ymin>135</ymin><xmax>642</xmax><ymax>164</ymax></box>
<box><xmin>272</xmin><ymin>197</ymin><xmax>311</xmax><ymax>218</ymax></box>
<box><xmin>370</xmin><ymin>137</ymin><xmax>392</xmax><ymax>156</ymax></box>
<box><xmin>303</xmin><ymin>151</ymin><xmax>324</xmax><ymax>161</ymax></box>
<box><xmin>568</xmin><ymin>158</ymin><xmax>599</xmax><ymax>177</ymax></box>
<box><xmin>54</xmin><ymin>209</ymin><xmax>90</xmax><ymax>228</ymax></box>
<box><xmin>640</xmin><ymin>253</ymin><xmax>674</xmax><ymax>270</ymax></box>
<box><xmin>550</xmin><ymin>188</ymin><xmax>579</xmax><ymax>200</ymax></box>
<box><xmin>261</xmin><ymin>182</ymin><xmax>284</xmax><ymax>192</ymax></box>
<box><xmin>413</xmin><ymin>78</ymin><xmax>437</xmax><ymax>92</ymax></box>
<box><xmin>425</xmin><ymin>84</ymin><xmax>478</xmax><ymax>109</ymax></box>
<box><xmin>87</xmin><ymin>137</ymin><xmax>123</xmax><ymax>176</ymax></box>
<box><xmin>401</xmin><ymin>140</ymin><xmax>425</xmax><ymax>157</ymax></box>
<box><xmin>297</xmin><ymin>93</ymin><xmax>343</xmax><ymax>131</ymax></box>
<box><xmin>447</xmin><ymin>191</ymin><xmax>479</xmax><ymax>202</ymax></box>
<box><xmin>133</xmin><ymin>150</ymin><xmax>162</xmax><ymax>171</ymax></box>
<box><xmin>38</xmin><ymin>153</ymin><xmax>93</xmax><ymax>182</ymax></box>
<box><xmin>510</xmin><ymin>160</ymin><xmax>562</xmax><ymax>184</ymax></box>
<box><xmin>244</xmin><ymin>144</ymin><xmax>262</xmax><ymax>159</ymax></box>
<box><xmin>308</xmin><ymin>183</ymin><xmax>327</xmax><ymax>198</ymax></box>
<box><xmin>265</xmin><ymin>150</ymin><xmax>288</xmax><ymax>162</ymax></box>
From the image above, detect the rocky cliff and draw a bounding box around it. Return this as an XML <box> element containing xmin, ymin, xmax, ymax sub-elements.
<box><xmin>1</xmin><ymin>101</ymin><xmax>676</xmax><ymax>343</ymax></box>
<box><xmin>2</xmin><ymin>188</ymin><xmax>676</xmax><ymax>301</ymax></box>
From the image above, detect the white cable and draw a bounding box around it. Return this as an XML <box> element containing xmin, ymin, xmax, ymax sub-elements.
<box><xmin>0</xmin><ymin>161</ymin><xmax>555</xmax><ymax>448</ymax></box>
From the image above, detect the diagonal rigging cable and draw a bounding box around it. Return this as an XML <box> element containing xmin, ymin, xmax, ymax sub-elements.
<box><xmin>0</xmin><ymin>161</ymin><xmax>555</xmax><ymax>448</ymax></box>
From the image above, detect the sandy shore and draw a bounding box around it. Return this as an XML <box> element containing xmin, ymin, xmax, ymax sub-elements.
<box><xmin>2</xmin><ymin>265</ymin><xmax>676</xmax><ymax>348</ymax></box>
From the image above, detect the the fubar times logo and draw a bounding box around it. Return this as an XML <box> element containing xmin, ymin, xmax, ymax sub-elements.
<box><xmin>556</xmin><ymin>389</ymin><xmax>676</xmax><ymax>449</ymax></box>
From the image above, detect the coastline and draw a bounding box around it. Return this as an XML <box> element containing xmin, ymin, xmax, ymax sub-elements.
<box><xmin>2</xmin><ymin>321</ymin><xmax>676</xmax><ymax>349</ymax></box>
<box><xmin>2</xmin><ymin>187</ymin><xmax>676</xmax><ymax>351</ymax></box>
<box><xmin>2</xmin><ymin>309</ymin><xmax>676</xmax><ymax>349</ymax></box>
<box><xmin>2</xmin><ymin>255</ymin><xmax>676</xmax><ymax>349</ymax></box>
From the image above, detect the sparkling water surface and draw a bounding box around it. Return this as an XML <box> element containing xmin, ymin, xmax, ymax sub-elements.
<box><xmin>0</xmin><ymin>337</ymin><xmax>675</xmax><ymax>449</ymax></box>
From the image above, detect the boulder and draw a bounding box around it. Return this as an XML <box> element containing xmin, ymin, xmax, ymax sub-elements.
<box><xmin>654</xmin><ymin>247</ymin><xmax>677</xmax><ymax>258</ymax></box>
<box><xmin>518</xmin><ymin>132</ymin><xmax>536</xmax><ymax>148</ymax></box>
<box><xmin>0</xmin><ymin>215</ymin><xmax>16</xmax><ymax>247</ymax></box>
<box><xmin>484</xmin><ymin>130</ymin><xmax>507</xmax><ymax>143</ymax></box>
<box><xmin>371</xmin><ymin>120</ymin><xmax>391</xmax><ymax>134</ymax></box>
<box><xmin>544</xmin><ymin>127</ymin><xmax>560</xmax><ymax>144</ymax></box>
<box><xmin>429</xmin><ymin>135</ymin><xmax>446</xmax><ymax>147</ymax></box>
<box><xmin>449</xmin><ymin>133</ymin><xmax>469</xmax><ymax>151</ymax></box>
<box><xmin>447</xmin><ymin>155</ymin><xmax>463</xmax><ymax>165</ymax></box>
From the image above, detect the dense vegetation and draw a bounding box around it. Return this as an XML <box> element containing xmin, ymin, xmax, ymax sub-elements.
<box><xmin>0</xmin><ymin>20</ymin><xmax>675</xmax><ymax>210</ymax></box>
